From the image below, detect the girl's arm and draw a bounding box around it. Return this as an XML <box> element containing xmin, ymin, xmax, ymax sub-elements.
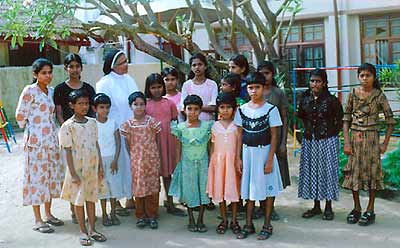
<box><xmin>55</xmin><ymin>105</ymin><xmax>65</xmax><ymax>125</ymax></box>
<box><xmin>111</xmin><ymin>129</ymin><xmax>121</xmax><ymax>174</ymax></box>
<box><xmin>236</xmin><ymin>127</ymin><xmax>243</xmax><ymax>174</ymax></box>
<box><xmin>343</xmin><ymin>121</ymin><xmax>352</xmax><ymax>155</ymax></box>
<box><xmin>96</xmin><ymin>141</ymin><xmax>104</xmax><ymax>179</ymax></box>
<box><xmin>279</xmin><ymin>107</ymin><xmax>288</xmax><ymax>153</ymax></box>
<box><xmin>265</xmin><ymin>126</ymin><xmax>278</xmax><ymax>174</ymax></box>
<box><xmin>381</xmin><ymin>125</ymin><xmax>394</xmax><ymax>154</ymax></box>
<box><xmin>65</xmin><ymin>148</ymin><xmax>81</xmax><ymax>185</ymax></box>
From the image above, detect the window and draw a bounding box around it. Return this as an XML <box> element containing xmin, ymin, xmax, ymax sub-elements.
<box><xmin>279</xmin><ymin>21</ymin><xmax>325</xmax><ymax>86</ymax></box>
<box><xmin>361</xmin><ymin>15</ymin><xmax>400</xmax><ymax>64</ymax></box>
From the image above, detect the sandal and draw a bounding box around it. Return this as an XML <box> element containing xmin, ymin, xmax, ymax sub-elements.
<box><xmin>136</xmin><ymin>218</ymin><xmax>147</xmax><ymax>228</ymax></box>
<box><xmin>89</xmin><ymin>231</ymin><xmax>106</xmax><ymax>242</ymax></box>
<box><xmin>110</xmin><ymin>214</ymin><xmax>121</xmax><ymax>226</ymax></box>
<box><xmin>302</xmin><ymin>208</ymin><xmax>322</xmax><ymax>218</ymax></box>
<box><xmin>257</xmin><ymin>225</ymin><xmax>273</xmax><ymax>240</ymax></box>
<box><xmin>236</xmin><ymin>224</ymin><xmax>255</xmax><ymax>239</ymax></box>
<box><xmin>102</xmin><ymin>215</ymin><xmax>112</xmax><ymax>227</ymax></box>
<box><xmin>149</xmin><ymin>218</ymin><xmax>158</xmax><ymax>229</ymax></box>
<box><xmin>216</xmin><ymin>220</ymin><xmax>228</xmax><ymax>234</ymax></box>
<box><xmin>230</xmin><ymin>221</ymin><xmax>241</xmax><ymax>234</ymax></box>
<box><xmin>346</xmin><ymin>209</ymin><xmax>361</xmax><ymax>224</ymax></box>
<box><xmin>45</xmin><ymin>216</ymin><xmax>64</xmax><ymax>226</ymax></box>
<box><xmin>79</xmin><ymin>233</ymin><xmax>92</xmax><ymax>246</ymax></box>
<box><xmin>358</xmin><ymin>211</ymin><xmax>375</xmax><ymax>226</ymax></box>
<box><xmin>32</xmin><ymin>223</ymin><xmax>54</xmax><ymax>233</ymax></box>
<box><xmin>271</xmin><ymin>209</ymin><xmax>280</xmax><ymax>221</ymax></box>
<box><xmin>197</xmin><ymin>223</ymin><xmax>208</xmax><ymax>233</ymax></box>
<box><xmin>187</xmin><ymin>223</ymin><xmax>197</xmax><ymax>232</ymax></box>
<box><xmin>322</xmin><ymin>210</ymin><xmax>335</xmax><ymax>221</ymax></box>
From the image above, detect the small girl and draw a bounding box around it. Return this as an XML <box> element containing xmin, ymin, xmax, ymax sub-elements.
<box><xmin>229</xmin><ymin>54</ymin><xmax>250</xmax><ymax>102</ymax></box>
<box><xmin>343</xmin><ymin>63</ymin><xmax>395</xmax><ymax>226</ymax></box>
<box><xmin>145</xmin><ymin>73</ymin><xmax>185</xmax><ymax>216</ymax></box>
<box><xmin>169</xmin><ymin>95</ymin><xmax>213</xmax><ymax>232</ymax></box>
<box><xmin>162</xmin><ymin>67</ymin><xmax>183</xmax><ymax>122</ymax></box>
<box><xmin>120</xmin><ymin>92</ymin><xmax>161</xmax><ymax>229</ymax></box>
<box><xmin>220</xmin><ymin>73</ymin><xmax>246</xmax><ymax>106</ymax></box>
<box><xmin>180</xmin><ymin>53</ymin><xmax>218</xmax><ymax>121</ymax></box>
<box><xmin>16</xmin><ymin>58</ymin><xmax>64</xmax><ymax>233</ymax></box>
<box><xmin>207</xmin><ymin>93</ymin><xmax>242</xmax><ymax>235</ymax></box>
<box><xmin>234</xmin><ymin>72</ymin><xmax>283</xmax><ymax>240</ymax></box>
<box><xmin>59</xmin><ymin>89</ymin><xmax>106</xmax><ymax>246</ymax></box>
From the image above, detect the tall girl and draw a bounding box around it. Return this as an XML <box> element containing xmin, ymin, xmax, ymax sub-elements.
<box><xmin>297</xmin><ymin>69</ymin><xmax>343</xmax><ymax>221</ymax></box>
<box><xmin>16</xmin><ymin>58</ymin><xmax>65</xmax><ymax>233</ymax></box>
<box><xmin>180</xmin><ymin>53</ymin><xmax>218</xmax><ymax>121</ymax></box>
<box><xmin>234</xmin><ymin>72</ymin><xmax>283</xmax><ymax>240</ymax></box>
<box><xmin>207</xmin><ymin>93</ymin><xmax>242</xmax><ymax>235</ymax></box>
<box><xmin>258</xmin><ymin>61</ymin><xmax>290</xmax><ymax>220</ymax></box>
<box><xmin>145</xmin><ymin>73</ymin><xmax>185</xmax><ymax>216</ymax></box>
<box><xmin>162</xmin><ymin>67</ymin><xmax>184</xmax><ymax>122</ymax></box>
<box><xmin>343</xmin><ymin>63</ymin><xmax>395</xmax><ymax>226</ymax></box>
<box><xmin>120</xmin><ymin>92</ymin><xmax>161</xmax><ymax>229</ymax></box>
<box><xmin>229</xmin><ymin>54</ymin><xmax>250</xmax><ymax>102</ymax></box>
<box><xmin>169</xmin><ymin>95</ymin><xmax>213</xmax><ymax>232</ymax></box>
<box><xmin>59</xmin><ymin>89</ymin><xmax>106</xmax><ymax>245</ymax></box>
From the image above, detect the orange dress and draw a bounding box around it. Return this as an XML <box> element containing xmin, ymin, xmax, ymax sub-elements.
<box><xmin>206</xmin><ymin>121</ymin><xmax>241</xmax><ymax>203</ymax></box>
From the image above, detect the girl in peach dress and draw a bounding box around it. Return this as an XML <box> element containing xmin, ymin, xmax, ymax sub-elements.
<box><xmin>207</xmin><ymin>93</ymin><xmax>242</xmax><ymax>235</ymax></box>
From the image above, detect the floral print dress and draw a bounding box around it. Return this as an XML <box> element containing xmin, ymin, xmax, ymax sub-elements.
<box><xmin>15</xmin><ymin>83</ymin><xmax>64</xmax><ymax>206</ymax></box>
<box><xmin>120</xmin><ymin>115</ymin><xmax>161</xmax><ymax>198</ymax></box>
<box><xmin>59</xmin><ymin>118</ymin><xmax>102</xmax><ymax>206</ymax></box>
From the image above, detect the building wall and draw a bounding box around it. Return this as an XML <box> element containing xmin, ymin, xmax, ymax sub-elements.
<box><xmin>0</xmin><ymin>63</ymin><xmax>161</xmax><ymax>125</ymax></box>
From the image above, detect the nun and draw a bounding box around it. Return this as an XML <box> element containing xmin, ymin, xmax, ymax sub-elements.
<box><xmin>96</xmin><ymin>49</ymin><xmax>139</xmax><ymax>213</ymax></box>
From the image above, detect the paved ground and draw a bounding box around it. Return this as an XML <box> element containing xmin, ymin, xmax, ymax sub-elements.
<box><xmin>0</xmin><ymin>133</ymin><xmax>399</xmax><ymax>248</ymax></box>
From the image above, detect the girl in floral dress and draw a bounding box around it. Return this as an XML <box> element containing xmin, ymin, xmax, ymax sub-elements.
<box><xmin>207</xmin><ymin>93</ymin><xmax>242</xmax><ymax>235</ymax></box>
<box><xmin>120</xmin><ymin>91</ymin><xmax>161</xmax><ymax>229</ymax></box>
<box><xmin>16</xmin><ymin>58</ymin><xmax>65</xmax><ymax>233</ymax></box>
<box><xmin>169</xmin><ymin>95</ymin><xmax>213</xmax><ymax>233</ymax></box>
<box><xmin>59</xmin><ymin>89</ymin><xmax>106</xmax><ymax>246</ymax></box>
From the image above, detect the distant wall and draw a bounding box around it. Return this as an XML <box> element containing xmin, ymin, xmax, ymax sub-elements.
<box><xmin>0</xmin><ymin>63</ymin><xmax>161</xmax><ymax>125</ymax></box>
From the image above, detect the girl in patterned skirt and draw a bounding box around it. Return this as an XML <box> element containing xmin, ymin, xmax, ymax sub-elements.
<box><xmin>59</xmin><ymin>89</ymin><xmax>106</xmax><ymax>246</ymax></box>
<box><xmin>16</xmin><ymin>58</ymin><xmax>65</xmax><ymax>233</ymax></box>
<box><xmin>235</xmin><ymin>72</ymin><xmax>283</xmax><ymax>240</ymax></box>
<box><xmin>343</xmin><ymin>63</ymin><xmax>396</xmax><ymax>226</ymax></box>
<box><xmin>169</xmin><ymin>95</ymin><xmax>213</xmax><ymax>232</ymax></box>
<box><xmin>297</xmin><ymin>69</ymin><xmax>343</xmax><ymax>221</ymax></box>
<box><xmin>120</xmin><ymin>92</ymin><xmax>161</xmax><ymax>229</ymax></box>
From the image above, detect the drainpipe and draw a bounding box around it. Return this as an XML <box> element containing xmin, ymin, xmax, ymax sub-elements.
<box><xmin>333</xmin><ymin>0</ymin><xmax>342</xmax><ymax>101</ymax></box>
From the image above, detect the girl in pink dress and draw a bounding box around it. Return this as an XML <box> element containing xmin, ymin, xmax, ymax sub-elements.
<box><xmin>207</xmin><ymin>93</ymin><xmax>242</xmax><ymax>235</ymax></box>
<box><xmin>162</xmin><ymin>67</ymin><xmax>184</xmax><ymax>122</ymax></box>
<box><xmin>180</xmin><ymin>53</ymin><xmax>218</xmax><ymax>121</ymax></box>
<box><xmin>145</xmin><ymin>73</ymin><xmax>185</xmax><ymax>216</ymax></box>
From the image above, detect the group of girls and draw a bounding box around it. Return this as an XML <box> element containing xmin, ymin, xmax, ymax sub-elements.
<box><xmin>15</xmin><ymin>47</ymin><xmax>396</xmax><ymax>246</ymax></box>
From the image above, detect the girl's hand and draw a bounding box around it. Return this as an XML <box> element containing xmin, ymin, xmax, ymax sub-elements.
<box><xmin>343</xmin><ymin>143</ymin><xmax>352</xmax><ymax>155</ymax></box>
<box><xmin>98</xmin><ymin>167</ymin><xmax>104</xmax><ymax>180</ymax></box>
<box><xmin>264</xmin><ymin>161</ymin><xmax>273</xmax><ymax>174</ymax></box>
<box><xmin>111</xmin><ymin>160</ymin><xmax>118</xmax><ymax>175</ymax></box>
<box><xmin>236</xmin><ymin>159</ymin><xmax>242</xmax><ymax>175</ymax></box>
<box><xmin>71</xmin><ymin>175</ymin><xmax>81</xmax><ymax>185</ymax></box>
<box><xmin>380</xmin><ymin>143</ymin><xmax>388</xmax><ymax>154</ymax></box>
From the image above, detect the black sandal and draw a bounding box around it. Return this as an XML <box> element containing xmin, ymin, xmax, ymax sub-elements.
<box><xmin>358</xmin><ymin>211</ymin><xmax>375</xmax><ymax>226</ymax></box>
<box><xmin>257</xmin><ymin>225</ymin><xmax>273</xmax><ymax>240</ymax></box>
<box><xmin>302</xmin><ymin>208</ymin><xmax>322</xmax><ymax>218</ymax></box>
<box><xmin>322</xmin><ymin>210</ymin><xmax>335</xmax><ymax>221</ymax></box>
<box><xmin>197</xmin><ymin>223</ymin><xmax>208</xmax><ymax>233</ymax></box>
<box><xmin>216</xmin><ymin>220</ymin><xmax>228</xmax><ymax>234</ymax></box>
<box><xmin>187</xmin><ymin>223</ymin><xmax>197</xmax><ymax>232</ymax></box>
<box><xmin>236</xmin><ymin>224</ymin><xmax>255</xmax><ymax>239</ymax></box>
<box><xmin>149</xmin><ymin>218</ymin><xmax>158</xmax><ymax>229</ymax></box>
<box><xmin>346</xmin><ymin>209</ymin><xmax>361</xmax><ymax>224</ymax></box>
<box><xmin>136</xmin><ymin>218</ymin><xmax>147</xmax><ymax>228</ymax></box>
<box><xmin>230</xmin><ymin>221</ymin><xmax>241</xmax><ymax>234</ymax></box>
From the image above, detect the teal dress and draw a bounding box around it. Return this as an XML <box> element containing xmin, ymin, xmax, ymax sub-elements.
<box><xmin>169</xmin><ymin>120</ymin><xmax>213</xmax><ymax>208</ymax></box>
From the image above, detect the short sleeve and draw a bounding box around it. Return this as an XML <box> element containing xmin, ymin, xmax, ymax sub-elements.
<box><xmin>269</xmin><ymin>106</ymin><xmax>282</xmax><ymax>127</ymax></box>
<box><xmin>15</xmin><ymin>85</ymin><xmax>33</xmax><ymax>128</ymax></box>
<box><xmin>59</xmin><ymin>123</ymin><xmax>72</xmax><ymax>148</ymax></box>
<box><xmin>234</xmin><ymin>108</ymin><xmax>243</xmax><ymax>127</ymax></box>
<box><xmin>208</xmin><ymin>80</ymin><xmax>218</xmax><ymax>106</ymax></box>
<box><xmin>379</xmin><ymin>92</ymin><xmax>397</xmax><ymax>126</ymax></box>
<box><xmin>170</xmin><ymin>120</ymin><xmax>182</xmax><ymax>140</ymax></box>
<box><xmin>343</xmin><ymin>91</ymin><xmax>353</xmax><ymax>122</ymax></box>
